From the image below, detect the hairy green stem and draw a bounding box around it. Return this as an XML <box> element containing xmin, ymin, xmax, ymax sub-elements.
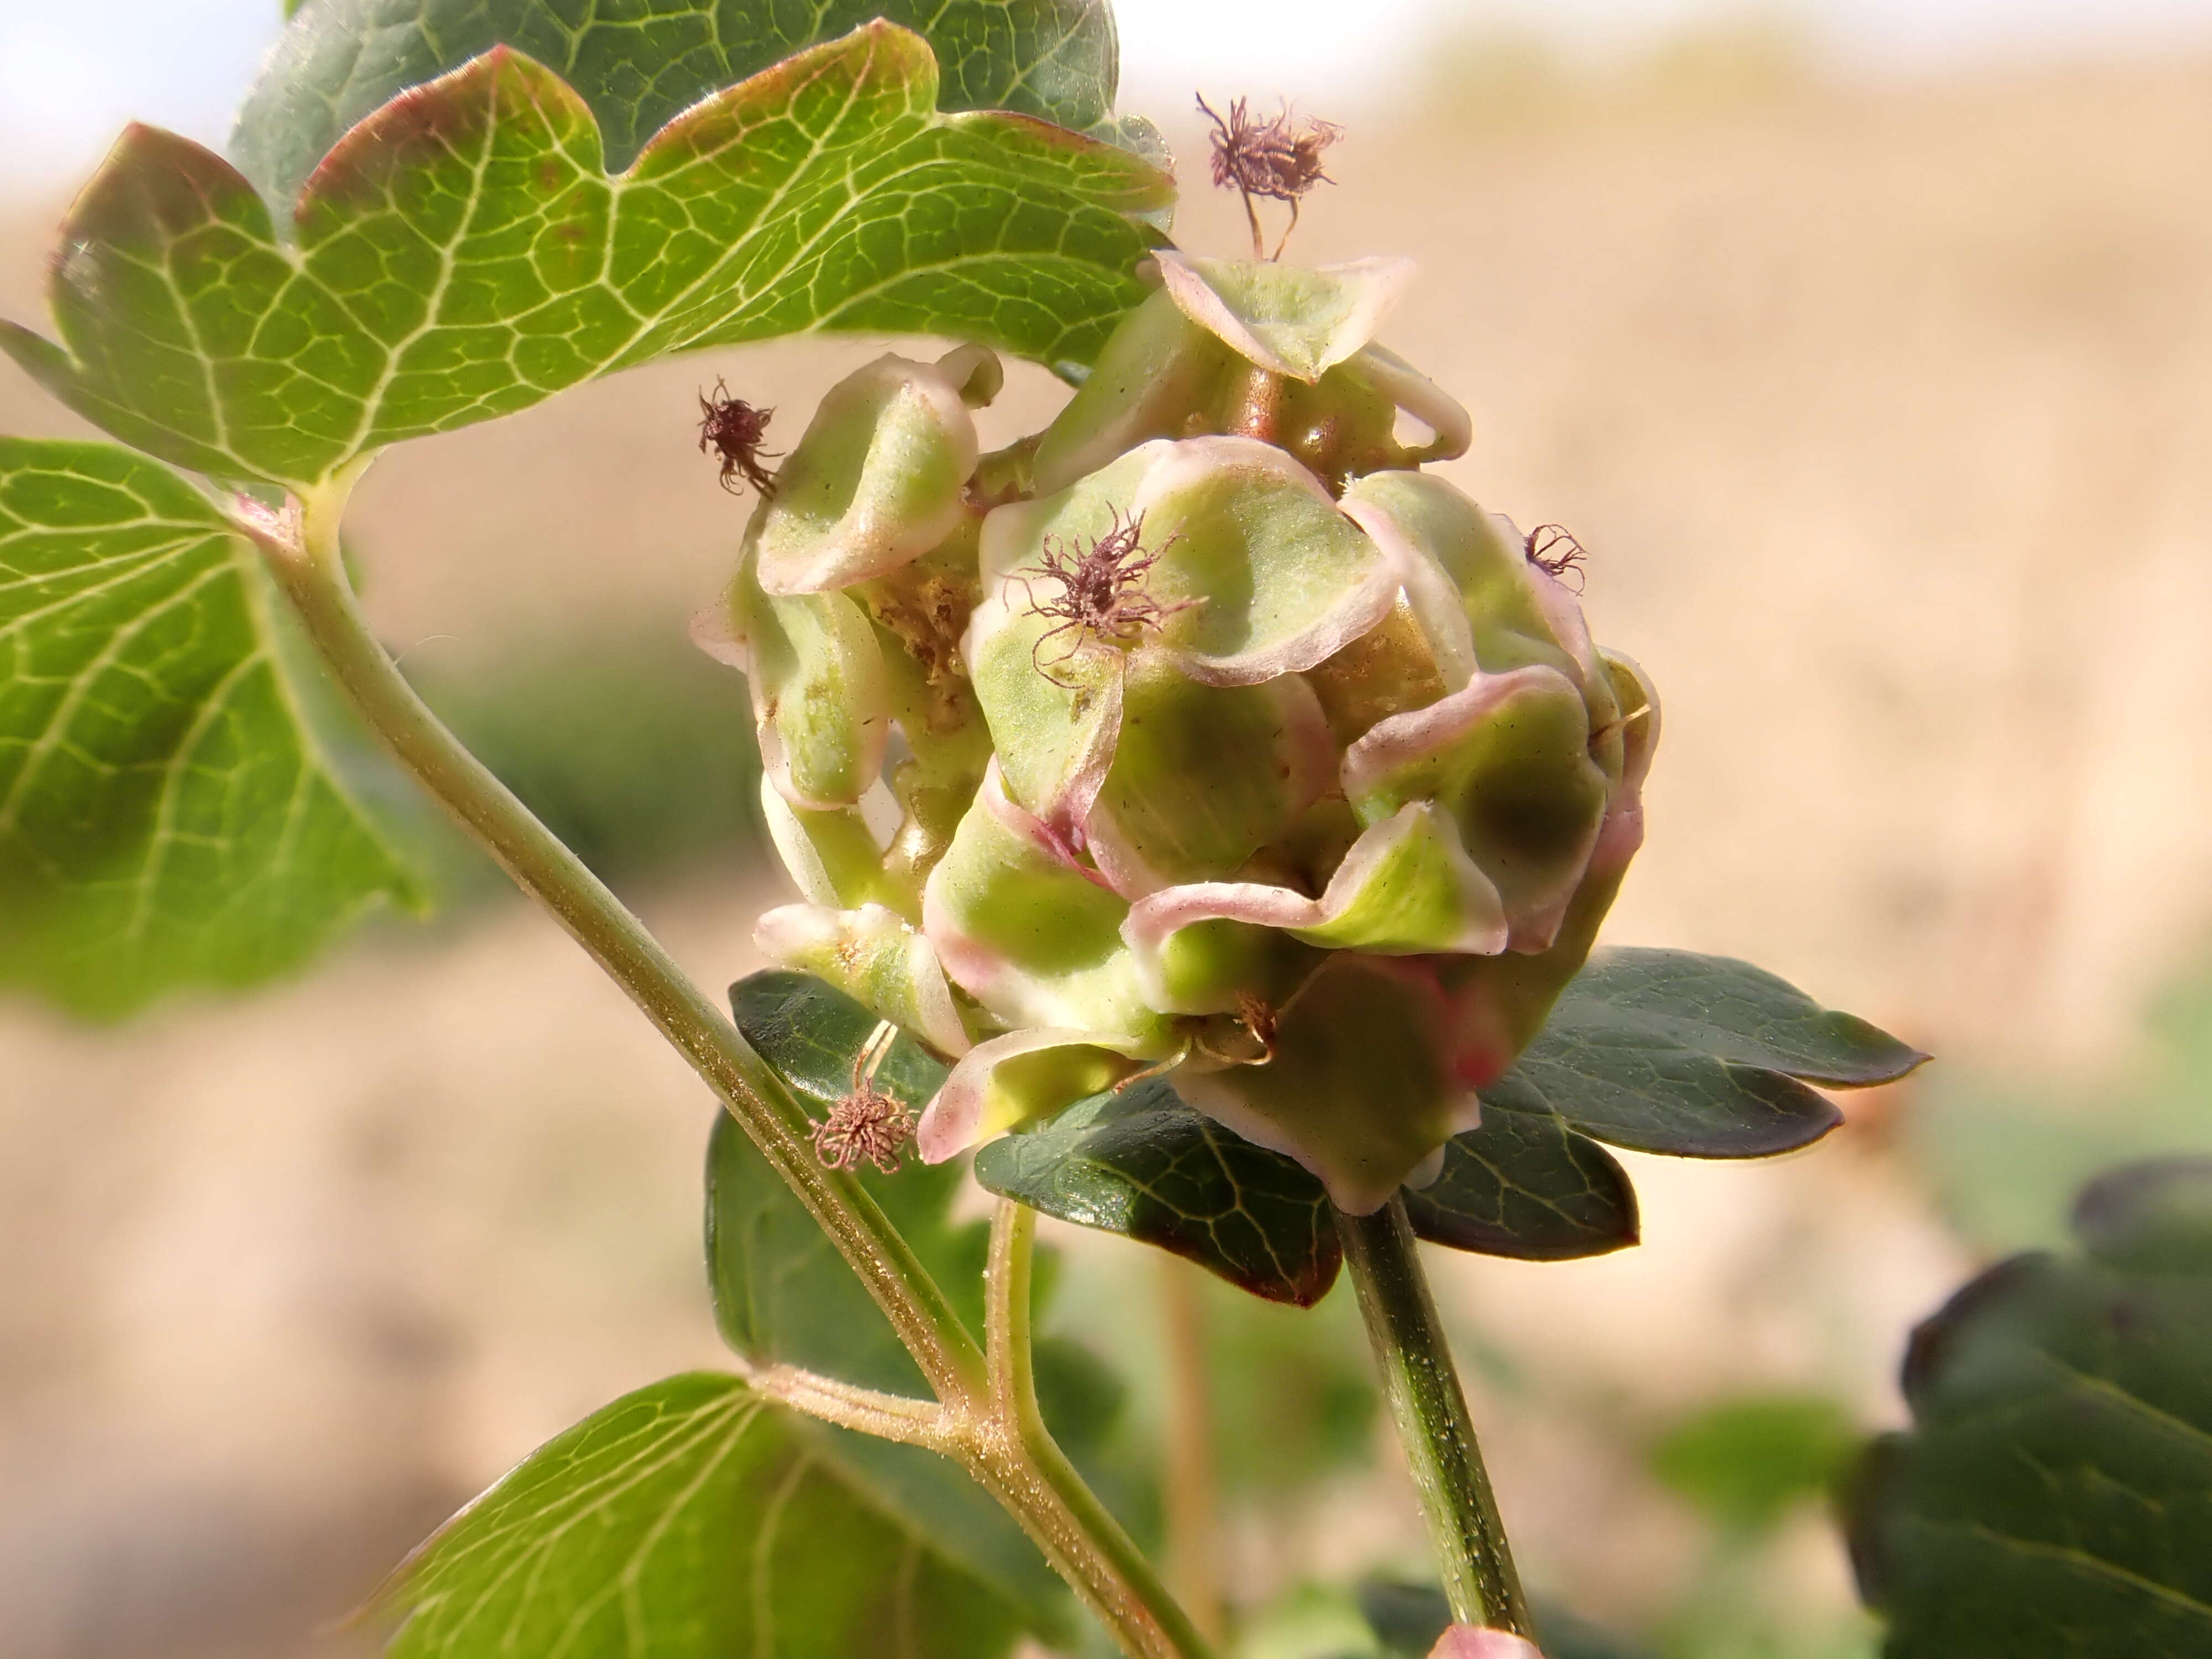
<box><xmin>258</xmin><ymin>471</ymin><xmax>978</xmax><ymax>1404</ymax></box>
<box><xmin>1335</xmin><ymin>1197</ymin><xmax>1531</xmax><ymax>1637</ymax></box>
<box><xmin>985</xmin><ymin>1199</ymin><xmax>1041</xmax><ymax>1419</ymax></box>
<box><xmin>983</xmin><ymin>1202</ymin><xmax>1219</xmax><ymax>1659</ymax></box>
<box><xmin>252</xmin><ymin>472</ymin><xmax>1211</xmax><ymax>1659</ymax></box>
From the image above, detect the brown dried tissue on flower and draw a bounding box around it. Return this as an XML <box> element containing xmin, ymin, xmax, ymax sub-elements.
<box><xmin>697</xmin><ymin>379</ymin><xmax>780</xmax><ymax>498</ymax></box>
<box><xmin>1197</xmin><ymin>93</ymin><xmax>1344</xmax><ymax>258</ymax></box>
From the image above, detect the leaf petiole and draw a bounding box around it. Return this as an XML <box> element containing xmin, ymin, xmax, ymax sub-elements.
<box><xmin>735</xmin><ymin>1363</ymin><xmax>961</xmax><ymax>1451</ymax></box>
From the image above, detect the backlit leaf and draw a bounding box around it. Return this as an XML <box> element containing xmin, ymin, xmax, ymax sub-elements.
<box><xmin>0</xmin><ymin>439</ymin><xmax>415</xmax><ymax>1015</ymax></box>
<box><xmin>237</xmin><ymin>0</ymin><xmax>1127</xmax><ymax>205</ymax></box>
<box><xmin>378</xmin><ymin>1373</ymin><xmax>1022</xmax><ymax>1658</ymax></box>
<box><xmin>3</xmin><ymin>27</ymin><xmax>1169</xmax><ymax>491</ymax></box>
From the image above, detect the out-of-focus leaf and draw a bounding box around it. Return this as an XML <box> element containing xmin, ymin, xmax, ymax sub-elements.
<box><xmin>1243</xmin><ymin>1581</ymin><xmax>1390</xmax><ymax>1659</ymax></box>
<box><xmin>1848</xmin><ymin>1158</ymin><xmax>2212</xmax><ymax>1658</ymax></box>
<box><xmin>0</xmin><ymin>439</ymin><xmax>416</xmax><ymax>1015</ymax></box>
<box><xmin>1037</xmin><ymin>1233</ymin><xmax>1371</xmax><ymax>1525</ymax></box>
<box><xmin>1909</xmin><ymin>965</ymin><xmax>2212</xmax><ymax>1254</ymax></box>
<box><xmin>708</xmin><ymin>968</ymin><xmax>1130</xmax><ymax>1633</ymax></box>
<box><xmin>2070</xmin><ymin>1156</ymin><xmax>2212</xmax><ymax>1271</ymax></box>
<box><xmin>411</xmin><ymin>621</ymin><xmax>761</xmax><ymax>893</ymax></box>
<box><xmin>2</xmin><ymin>28</ymin><xmax>1169</xmax><ymax>490</ymax></box>
<box><xmin>973</xmin><ymin>1077</ymin><xmax>1341</xmax><ymax>1306</ymax></box>
<box><xmin>1402</xmin><ymin>1110</ymin><xmax>1639</xmax><ymax>1261</ymax></box>
<box><xmin>1356</xmin><ymin>1579</ymin><xmax>1656</xmax><ymax>1659</ymax></box>
<box><xmin>1648</xmin><ymin>1394</ymin><xmax>1861</xmax><ymax>1534</ymax></box>
<box><xmin>1487</xmin><ymin>948</ymin><xmax>1926</xmax><ymax>1158</ymax></box>
<box><xmin>1203</xmin><ymin>1275</ymin><xmax>1375</xmax><ymax>1497</ymax></box>
<box><xmin>1910</xmin><ymin>1077</ymin><xmax>2212</xmax><ymax>1255</ymax></box>
<box><xmin>236</xmin><ymin>0</ymin><xmax>1127</xmax><ymax>205</ymax></box>
<box><xmin>1357</xmin><ymin>1579</ymin><xmax>1451</xmax><ymax>1657</ymax></box>
<box><xmin>377</xmin><ymin>1372</ymin><xmax>1022</xmax><ymax>1657</ymax></box>
<box><xmin>1530</xmin><ymin>1603</ymin><xmax>1661</xmax><ymax>1659</ymax></box>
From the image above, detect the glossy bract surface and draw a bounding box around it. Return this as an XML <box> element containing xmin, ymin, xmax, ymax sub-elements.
<box><xmin>708</xmin><ymin>258</ymin><xmax>1659</xmax><ymax>1212</ymax></box>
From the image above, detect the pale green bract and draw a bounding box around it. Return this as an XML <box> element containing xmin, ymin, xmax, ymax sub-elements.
<box><xmin>712</xmin><ymin>255</ymin><xmax>1663</xmax><ymax>1212</ymax></box>
<box><xmin>0</xmin><ymin>24</ymin><xmax>1170</xmax><ymax>491</ymax></box>
<box><xmin>0</xmin><ymin>440</ymin><xmax>416</xmax><ymax>1017</ymax></box>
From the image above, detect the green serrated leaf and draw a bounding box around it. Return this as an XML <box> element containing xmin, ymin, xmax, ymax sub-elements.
<box><xmin>1402</xmin><ymin>1110</ymin><xmax>1639</xmax><ymax>1261</ymax></box>
<box><xmin>1848</xmin><ymin>1159</ymin><xmax>2212</xmax><ymax>1659</ymax></box>
<box><xmin>378</xmin><ymin>1372</ymin><xmax>1022</xmax><ymax>1658</ymax></box>
<box><xmin>709</xmin><ymin>968</ymin><xmax>1130</xmax><ymax>1632</ymax></box>
<box><xmin>236</xmin><ymin>0</ymin><xmax>1126</xmax><ymax>207</ymax></box>
<box><xmin>1487</xmin><ymin>947</ymin><xmax>1927</xmax><ymax>1158</ymax></box>
<box><xmin>973</xmin><ymin>1076</ymin><xmax>1342</xmax><ymax>1307</ymax></box>
<box><xmin>3</xmin><ymin>27</ymin><xmax>1169</xmax><ymax>491</ymax></box>
<box><xmin>0</xmin><ymin>439</ymin><xmax>415</xmax><ymax>1016</ymax></box>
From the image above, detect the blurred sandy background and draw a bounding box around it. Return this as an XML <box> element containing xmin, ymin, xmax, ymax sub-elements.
<box><xmin>4</xmin><ymin>5</ymin><xmax>2212</xmax><ymax>1655</ymax></box>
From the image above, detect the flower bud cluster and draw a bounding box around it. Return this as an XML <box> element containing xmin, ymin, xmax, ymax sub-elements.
<box><xmin>702</xmin><ymin>253</ymin><xmax>1657</xmax><ymax>1212</ymax></box>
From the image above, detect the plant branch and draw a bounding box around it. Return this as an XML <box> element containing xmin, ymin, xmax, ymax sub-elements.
<box><xmin>251</xmin><ymin>472</ymin><xmax>982</xmax><ymax>1401</ymax></box>
<box><xmin>246</xmin><ymin>472</ymin><xmax>1214</xmax><ymax>1659</ymax></box>
<box><xmin>975</xmin><ymin>1199</ymin><xmax>1220</xmax><ymax>1659</ymax></box>
<box><xmin>1335</xmin><ymin>1196</ymin><xmax>1531</xmax><ymax>1637</ymax></box>
<box><xmin>985</xmin><ymin>1194</ymin><xmax>1040</xmax><ymax>1420</ymax></box>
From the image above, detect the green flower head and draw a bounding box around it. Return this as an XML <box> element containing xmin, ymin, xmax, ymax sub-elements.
<box><xmin>705</xmin><ymin>258</ymin><xmax>1657</xmax><ymax>1213</ymax></box>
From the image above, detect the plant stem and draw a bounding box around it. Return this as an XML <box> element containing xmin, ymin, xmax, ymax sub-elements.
<box><xmin>1334</xmin><ymin>1196</ymin><xmax>1531</xmax><ymax>1637</ymax></box>
<box><xmin>982</xmin><ymin>1212</ymin><xmax>1230</xmax><ymax>1659</ymax></box>
<box><xmin>984</xmin><ymin>1198</ymin><xmax>1041</xmax><ymax>1421</ymax></box>
<box><xmin>983</xmin><ymin>1202</ymin><xmax>1219</xmax><ymax>1659</ymax></box>
<box><xmin>251</xmin><ymin>474</ymin><xmax>1211</xmax><ymax>1659</ymax></box>
<box><xmin>257</xmin><ymin>473</ymin><xmax>977</xmax><ymax>1402</ymax></box>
